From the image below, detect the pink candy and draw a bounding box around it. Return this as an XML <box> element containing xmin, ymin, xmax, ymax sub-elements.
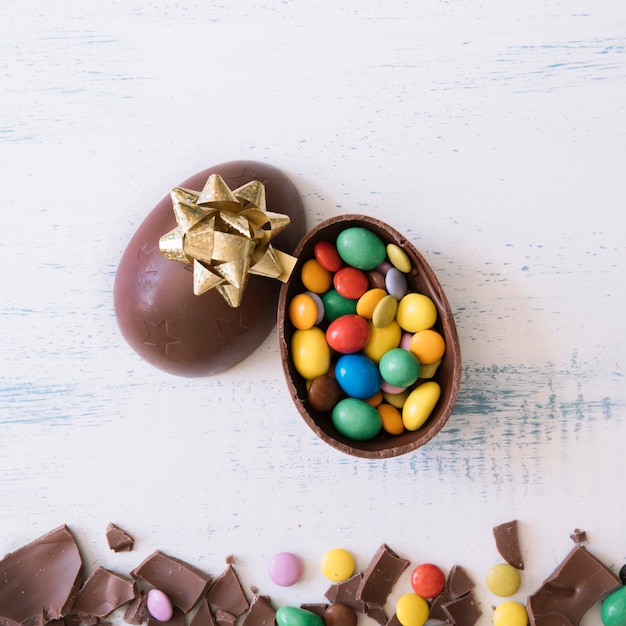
<box><xmin>269</xmin><ymin>551</ymin><xmax>303</xmax><ymax>586</ymax></box>
<box><xmin>146</xmin><ymin>588</ymin><xmax>174</xmax><ymax>622</ymax></box>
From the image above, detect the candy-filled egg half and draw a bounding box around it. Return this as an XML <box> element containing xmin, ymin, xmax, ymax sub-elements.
<box><xmin>115</xmin><ymin>160</ymin><xmax>306</xmax><ymax>377</ymax></box>
<box><xmin>278</xmin><ymin>215</ymin><xmax>461</xmax><ymax>458</ymax></box>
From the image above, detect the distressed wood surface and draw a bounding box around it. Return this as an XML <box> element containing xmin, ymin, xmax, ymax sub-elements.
<box><xmin>1</xmin><ymin>1</ymin><xmax>626</xmax><ymax>624</ymax></box>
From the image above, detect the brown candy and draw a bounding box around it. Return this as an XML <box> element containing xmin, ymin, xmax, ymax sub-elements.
<box><xmin>307</xmin><ymin>375</ymin><xmax>341</xmax><ymax>412</ymax></box>
<box><xmin>323</xmin><ymin>603</ymin><xmax>357</xmax><ymax>626</ymax></box>
<box><xmin>115</xmin><ymin>160</ymin><xmax>306</xmax><ymax>377</ymax></box>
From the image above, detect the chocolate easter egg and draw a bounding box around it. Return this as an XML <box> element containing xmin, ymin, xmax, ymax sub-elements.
<box><xmin>114</xmin><ymin>160</ymin><xmax>306</xmax><ymax>376</ymax></box>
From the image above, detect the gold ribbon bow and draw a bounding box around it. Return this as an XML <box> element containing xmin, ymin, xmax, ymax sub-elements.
<box><xmin>159</xmin><ymin>174</ymin><xmax>296</xmax><ymax>307</ymax></box>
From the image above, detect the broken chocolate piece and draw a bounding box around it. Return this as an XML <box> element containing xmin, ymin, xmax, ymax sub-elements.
<box><xmin>442</xmin><ymin>590</ymin><xmax>482</xmax><ymax>626</ymax></box>
<box><xmin>430</xmin><ymin>590</ymin><xmax>452</xmax><ymax>621</ymax></box>
<box><xmin>147</xmin><ymin>608</ymin><xmax>186</xmax><ymax>626</ymax></box>
<box><xmin>106</xmin><ymin>523</ymin><xmax>134</xmax><ymax>553</ymax></box>
<box><xmin>0</xmin><ymin>525</ymin><xmax>84</xmax><ymax>626</ymax></box>
<box><xmin>243</xmin><ymin>596</ymin><xmax>276</xmax><ymax>626</ymax></box>
<box><xmin>324</xmin><ymin>574</ymin><xmax>366</xmax><ymax>612</ymax></box>
<box><xmin>206</xmin><ymin>566</ymin><xmax>249</xmax><ymax>617</ymax></box>
<box><xmin>123</xmin><ymin>593</ymin><xmax>147</xmax><ymax>625</ymax></box>
<box><xmin>131</xmin><ymin>550</ymin><xmax>212</xmax><ymax>613</ymax></box>
<box><xmin>214</xmin><ymin>610</ymin><xmax>236</xmax><ymax>626</ymax></box>
<box><xmin>527</xmin><ymin>545</ymin><xmax>620</xmax><ymax>626</ymax></box>
<box><xmin>72</xmin><ymin>567</ymin><xmax>136</xmax><ymax>617</ymax></box>
<box><xmin>299</xmin><ymin>604</ymin><xmax>327</xmax><ymax>618</ymax></box>
<box><xmin>384</xmin><ymin>615</ymin><xmax>401</xmax><ymax>626</ymax></box>
<box><xmin>356</xmin><ymin>544</ymin><xmax>410</xmax><ymax>608</ymax></box>
<box><xmin>364</xmin><ymin>605</ymin><xmax>387</xmax><ymax>625</ymax></box>
<box><xmin>569</xmin><ymin>528</ymin><xmax>587</xmax><ymax>544</ymax></box>
<box><xmin>493</xmin><ymin>520</ymin><xmax>524</xmax><ymax>570</ymax></box>
<box><xmin>447</xmin><ymin>564</ymin><xmax>475</xmax><ymax>598</ymax></box>
<box><xmin>189</xmin><ymin>600</ymin><xmax>216</xmax><ymax>626</ymax></box>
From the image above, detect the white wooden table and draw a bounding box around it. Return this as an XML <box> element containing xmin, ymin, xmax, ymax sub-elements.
<box><xmin>2</xmin><ymin>2</ymin><xmax>626</xmax><ymax>624</ymax></box>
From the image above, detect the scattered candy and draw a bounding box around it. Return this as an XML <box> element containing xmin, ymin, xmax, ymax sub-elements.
<box><xmin>276</xmin><ymin>606</ymin><xmax>324</xmax><ymax>626</ymax></box>
<box><xmin>486</xmin><ymin>563</ymin><xmax>522</xmax><ymax>597</ymax></box>
<box><xmin>269</xmin><ymin>552</ymin><xmax>303</xmax><ymax>587</ymax></box>
<box><xmin>322</xmin><ymin>603</ymin><xmax>357</xmax><ymax>626</ymax></box>
<box><xmin>320</xmin><ymin>548</ymin><xmax>356</xmax><ymax>582</ymax></box>
<box><xmin>602</xmin><ymin>585</ymin><xmax>626</xmax><ymax>626</ymax></box>
<box><xmin>395</xmin><ymin>592</ymin><xmax>430</xmax><ymax>626</ymax></box>
<box><xmin>493</xmin><ymin>600</ymin><xmax>528</xmax><ymax>626</ymax></box>
<box><xmin>146</xmin><ymin>589</ymin><xmax>174</xmax><ymax>622</ymax></box>
<box><xmin>410</xmin><ymin>563</ymin><xmax>446</xmax><ymax>599</ymax></box>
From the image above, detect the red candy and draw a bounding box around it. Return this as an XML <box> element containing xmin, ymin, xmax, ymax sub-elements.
<box><xmin>314</xmin><ymin>240</ymin><xmax>343</xmax><ymax>272</ymax></box>
<box><xmin>333</xmin><ymin>267</ymin><xmax>369</xmax><ymax>299</ymax></box>
<box><xmin>410</xmin><ymin>563</ymin><xmax>446</xmax><ymax>598</ymax></box>
<box><xmin>326</xmin><ymin>314</ymin><xmax>370</xmax><ymax>354</ymax></box>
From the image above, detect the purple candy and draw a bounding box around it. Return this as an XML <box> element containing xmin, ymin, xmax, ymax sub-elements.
<box><xmin>146</xmin><ymin>588</ymin><xmax>174</xmax><ymax>622</ymax></box>
<box><xmin>269</xmin><ymin>551</ymin><xmax>303</xmax><ymax>586</ymax></box>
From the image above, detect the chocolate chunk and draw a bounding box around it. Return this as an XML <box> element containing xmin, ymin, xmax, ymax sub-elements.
<box><xmin>131</xmin><ymin>550</ymin><xmax>212</xmax><ymax>613</ymax></box>
<box><xmin>243</xmin><ymin>596</ymin><xmax>276</xmax><ymax>626</ymax></box>
<box><xmin>569</xmin><ymin>528</ymin><xmax>587</xmax><ymax>544</ymax></box>
<box><xmin>214</xmin><ymin>610</ymin><xmax>236</xmax><ymax>626</ymax></box>
<box><xmin>527</xmin><ymin>545</ymin><xmax>620</xmax><ymax>626</ymax></box>
<box><xmin>447</xmin><ymin>564</ymin><xmax>475</xmax><ymax>598</ymax></box>
<box><xmin>189</xmin><ymin>601</ymin><xmax>216</xmax><ymax>626</ymax></box>
<box><xmin>356</xmin><ymin>544</ymin><xmax>410</xmax><ymax>608</ymax></box>
<box><xmin>147</xmin><ymin>608</ymin><xmax>186</xmax><ymax>626</ymax></box>
<box><xmin>72</xmin><ymin>567</ymin><xmax>136</xmax><ymax>617</ymax></box>
<box><xmin>493</xmin><ymin>520</ymin><xmax>524</xmax><ymax>570</ymax></box>
<box><xmin>206</xmin><ymin>566</ymin><xmax>249</xmax><ymax>617</ymax></box>
<box><xmin>364</xmin><ymin>605</ymin><xmax>387</xmax><ymax>625</ymax></box>
<box><xmin>324</xmin><ymin>574</ymin><xmax>365</xmax><ymax>612</ymax></box>
<box><xmin>105</xmin><ymin>523</ymin><xmax>134</xmax><ymax>553</ymax></box>
<box><xmin>0</xmin><ymin>525</ymin><xmax>84</xmax><ymax>626</ymax></box>
<box><xmin>324</xmin><ymin>603</ymin><xmax>358</xmax><ymax>626</ymax></box>
<box><xmin>430</xmin><ymin>590</ymin><xmax>452</xmax><ymax>621</ymax></box>
<box><xmin>300</xmin><ymin>604</ymin><xmax>327</xmax><ymax>618</ymax></box>
<box><xmin>442</xmin><ymin>590</ymin><xmax>481</xmax><ymax>626</ymax></box>
<box><xmin>123</xmin><ymin>593</ymin><xmax>147</xmax><ymax>625</ymax></box>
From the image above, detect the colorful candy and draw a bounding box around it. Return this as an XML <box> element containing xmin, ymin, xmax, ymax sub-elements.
<box><xmin>395</xmin><ymin>593</ymin><xmax>429</xmax><ymax>626</ymax></box>
<box><xmin>493</xmin><ymin>601</ymin><xmax>528</xmax><ymax>626</ymax></box>
<box><xmin>486</xmin><ymin>563</ymin><xmax>522</xmax><ymax>597</ymax></box>
<box><xmin>269</xmin><ymin>552</ymin><xmax>303</xmax><ymax>587</ymax></box>
<box><xmin>601</xmin><ymin>585</ymin><xmax>626</xmax><ymax>626</ymax></box>
<box><xmin>276</xmin><ymin>606</ymin><xmax>324</xmax><ymax>626</ymax></box>
<box><xmin>288</xmin><ymin>226</ymin><xmax>446</xmax><ymax>442</ymax></box>
<box><xmin>146</xmin><ymin>588</ymin><xmax>174</xmax><ymax>622</ymax></box>
<box><xmin>320</xmin><ymin>547</ymin><xmax>356</xmax><ymax>582</ymax></box>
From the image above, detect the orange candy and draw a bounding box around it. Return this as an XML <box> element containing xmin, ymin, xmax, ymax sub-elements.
<box><xmin>301</xmin><ymin>259</ymin><xmax>332</xmax><ymax>293</ymax></box>
<box><xmin>289</xmin><ymin>293</ymin><xmax>319</xmax><ymax>330</ymax></box>
<box><xmin>377</xmin><ymin>403</ymin><xmax>405</xmax><ymax>435</ymax></box>
<box><xmin>409</xmin><ymin>329</ymin><xmax>446</xmax><ymax>365</ymax></box>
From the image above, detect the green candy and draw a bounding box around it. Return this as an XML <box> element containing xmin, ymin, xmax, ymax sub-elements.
<box><xmin>602</xmin><ymin>586</ymin><xmax>626</xmax><ymax>626</ymax></box>
<box><xmin>336</xmin><ymin>227</ymin><xmax>387</xmax><ymax>270</ymax></box>
<box><xmin>379</xmin><ymin>348</ymin><xmax>421</xmax><ymax>388</ymax></box>
<box><xmin>322</xmin><ymin>289</ymin><xmax>357</xmax><ymax>322</ymax></box>
<box><xmin>332</xmin><ymin>398</ymin><xmax>382</xmax><ymax>441</ymax></box>
<box><xmin>276</xmin><ymin>606</ymin><xmax>324</xmax><ymax>626</ymax></box>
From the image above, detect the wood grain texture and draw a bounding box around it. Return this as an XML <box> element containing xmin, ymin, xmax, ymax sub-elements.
<box><xmin>1</xmin><ymin>1</ymin><xmax>626</xmax><ymax>624</ymax></box>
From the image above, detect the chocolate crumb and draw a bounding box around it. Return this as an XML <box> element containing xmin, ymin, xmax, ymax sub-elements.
<box><xmin>250</xmin><ymin>585</ymin><xmax>259</xmax><ymax>595</ymax></box>
<box><xmin>206</xmin><ymin>566</ymin><xmax>249</xmax><ymax>617</ymax></box>
<box><xmin>105</xmin><ymin>523</ymin><xmax>135</xmax><ymax>552</ymax></box>
<box><xmin>569</xmin><ymin>528</ymin><xmax>587</xmax><ymax>544</ymax></box>
<box><xmin>493</xmin><ymin>520</ymin><xmax>524</xmax><ymax>570</ymax></box>
<box><xmin>225</xmin><ymin>555</ymin><xmax>236</xmax><ymax>565</ymax></box>
<box><xmin>123</xmin><ymin>593</ymin><xmax>147</xmax><ymax>625</ymax></box>
<box><xmin>527</xmin><ymin>545</ymin><xmax>620</xmax><ymax>626</ymax></box>
<box><xmin>72</xmin><ymin>567</ymin><xmax>136</xmax><ymax>618</ymax></box>
<box><xmin>447</xmin><ymin>565</ymin><xmax>475</xmax><ymax>598</ymax></box>
<box><xmin>356</xmin><ymin>544</ymin><xmax>410</xmax><ymax>608</ymax></box>
<box><xmin>442</xmin><ymin>590</ymin><xmax>482</xmax><ymax>626</ymax></box>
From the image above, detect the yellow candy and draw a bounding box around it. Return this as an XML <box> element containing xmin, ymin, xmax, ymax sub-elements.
<box><xmin>396</xmin><ymin>293</ymin><xmax>437</xmax><ymax>333</ymax></box>
<box><xmin>362</xmin><ymin>320</ymin><xmax>401</xmax><ymax>363</ymax></box>
<box><xmin>486</xmin><ymin>563</ymin><xmax>521</xmax><ymax>597</ymax></box>
<box><xmin>409</xmin><ymin>329</ymin><xmax>446</xmax><ymax>365</ymax></box>
<box><xmin>402</xmin><ymin>381</ymin><xmax>441</xmax><ymax>430</ymax></box>
<box><xmin>377</xmin><ymin>403</ymin><xmax>405</xmax><ymax>435</ymax></box>
<box><xmin>300</xmin><ymin>258</ymin><xmax>332</xmax><ymax>294</ymax></box>
<box><xmin>395</xmin><ymin>593</ymin><xmax>429</xmax><ymax>626</ymax></box>
<box><xmin>288</xmin><ymin>293</ymin><xmax>318</xmax><ymax>330</ymax></box>
<box><xmin>356</xmin><ymin>288</ymin><xmax>387</xmax><ymax>319</ymax></box>
<box><xmin>320</xmin><ymin>548</ymin><xmax>355</xmax><ymax>582</ymax></box>
<box><xmin>493</xmin><ymin>601</ymin><xmax>528</xmax><ymax>626</ymax></box>
<box><xmin>417</xmin><ymin>359</ymin><xmax>441</xmax><ymax>379</ymax></box>
<box><xmin>386</xmin><ymin>243</ymin><xmax>412</xmax><ymax>273</ymax></box>
<box><xmin>372</xmin><ymin>294</ymin><xmax>398</xmax><ymax>328</ymax></box>
<box><xmin>383</xmin><ymin>389</ymin><xmax>411</xmax><ymax>409</ymax></box>
<box><xmin>291</xmin><ymin>328</ymin><xmax>330</xmax><ymax>380</ymax></box>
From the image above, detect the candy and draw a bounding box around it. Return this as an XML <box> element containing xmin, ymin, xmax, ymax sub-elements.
<box><xmin>377</xmin><ymin>403</ymin><xmax>405</xmax><ymax>435</ymax></box>
<box><xmin>396</xmin><ymin>293</ymin><xmax>438</xmax><ymax>333</ymax></box>
<box><xmin>402</xmin><ymin>381</ymin><xmax>441</xmax><ymax>431</ymax></box>
<box><xmin>320</xmin><ymin>548</ymin><xmax>356</xmax><ymax>582</ymax></box>
<box><xmin>146</xmin><ymin>589</ymin><xmax>174</xmax><ymax>622</ymax></box>
<box><xmin>409</xmin><ymin>329</ymin><xmax>446</xmax><ymax>365</ymax></box>
<box><xmin>322</xmin><ymin>289</ymin><xmax>358</xmax><ymax>322</ymax></box>
<box><xmin>410</xmin><ymin>563</ymin><xmax>446</xmax><ymax>599</ymax></box>
<box><xmin>486</xmin><ymin>563</ymin><xmax>521</xmax><ymax>597</ymax></box>
<box><xmin>276</xmin><ymin>606</ymin><xmax>324</xmax><ymax>626</ymax></box>
<box><xmin>291</xmin><ymin>328</ymin><xmax>331</xmax><ymax>380</ymax></box>
<box><xmin>301</xmin><ymin>259</ymin><xmax>332</xmax><ymax>294</ymax></box>
<box><xmin>356</xmin><ymin>288</ymin><xmax>387</xmax><ymax>319</ymax></box>
<box><xmin>335</xmin><ymin>353</ymin><xmax>381</xmax><ymax>399</ymax></box>
<box><xmin>386</xmin><ymin>243</ymin><xmax>412</xmax><ymax>273</ymax></box>
<box><xmin>332</xmin><ymin>398</ymin><xmax>382</xmax><ymax>440</ymax></box>
<box><xmin>385</xmin><ymin>267</ymin><xmax>409</xmax><ymax>300</ymax></box>
<box><xmin>336</xmin><ymin>227</ymin><xmax>387</xmax><ymax>270</ymax></box>
<box><xmin>602</xmin><ymin>586</ymin><xmax>626</xmax><ymax>626</ymax></box>
<box><xmin>323</xmin><ymin>603</ymin><xmax>357</xmax><ymax>626</ymax></box>
<box><xmin>307</xmin><ymin>375</ymin><xmax>341</xmax><ymax>412</ymax></box>
<box><xmin>333</xmin><ymin>267</ymin><xmax>369</xmax><ymax>300</ymax></box>
<box><xmin>325</xmin><ymin>314</ymin><xmax>370</xmax><ymax>354</ymax></box>
<box><xmin>493</xmin><ymin>601</ymin><xmax>527</xmax><ymax>626</ymax></box>
<box><xmin>269</xmin><ymin>552</ymin><xmax>303</xmax><ymax>587</ymax></box>
<box><xmin>371</xmin><ymin>294</ymin><xmax>398</xmax><ymax>328</ymax></box>
<box><xmin>395</xmin><ymin>593</ymin><xmax>429</xmax><ymax>626</ymax></box>
<box><xmin>362</xmin><ymin>320</ymin><xmax>402</xmax><ymax>363</ymax></box>
<box><xmin>289</xmin><ymin>293</ymin><xmax>319</xmax><ymax>330</ymax></box>
<box><xmin>314</xmin><ymin>240</ymin><xmax>343</xmax><ymax>272</ymax></box>
<box><xmin>379</xmin><ymin>348</ymin><xmax>421</xmax><ymax>388</ymax></box>
<box><xmin>305</xmin><ymin>291</ymin><xmax>325</xmax><ymax>325</ymax></box>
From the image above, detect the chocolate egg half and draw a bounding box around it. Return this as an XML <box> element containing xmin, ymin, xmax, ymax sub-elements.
<box><xmin>278</xmin><ymin>215</ymin><xmax>462</xmax><ymax>458</ymax></box>
<box><xmin>114</xmin><ymin>160</ymin><xmax>306</xmax><ymax>377</ymax></box>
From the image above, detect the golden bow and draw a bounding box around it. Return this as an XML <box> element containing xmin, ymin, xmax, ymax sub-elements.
<box><xmin>159</xmin><ymin>174</ymin><xmax>296</xmax><ymax>307</ymax></box>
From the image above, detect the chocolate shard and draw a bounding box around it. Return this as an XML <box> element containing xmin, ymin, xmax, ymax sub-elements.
<box><xmin>72</xmin><ymin>567</ymin><xmax>136</xmax><ymax>617</ymax></box>
<box><xmin>365</xmin><ymin>605</ymin><xmax>387</xmax><ymax>625</ymax></box>
<box><xmin>147</xmin><ymin>608</ymin><xmax>186</xmax><ymax>626</ymax></box>
<box><xmin>324</xmin><ymin>574</ymin><xmax>366</xmax><ymax>612</ymax></box>
<box><xmin>569</xmin><ymin>528</ymin><xmax>587</xmax><ymax>544</ymax></box>
<box><xmin>214</xmin><ymin>610</ymin><xmax>236</xmax><ymax>626</ymax></box>
<box><xmin>189</xmin><ymin>601</ymin><xmax>216</xmax><ymax>626</ymax></box>
<box><xmin>105</xmin><ymin>523</ymin><xmax>135</xmax><ymax>553</ymax></box>
<box><xmin>442</xmin><ymin>590</ymin><xmax>481</xmax><ymax>626</ymax></box>
<box><xmin>0</xmin><ymin>525</ymin><xmax>84</xmax><ymax>626</ymax></box>
<box><xmin>527</xmin><ymin>544</ymin><xmax>620</xmax><ymax>626</ymax></box>
<box><xmin>131</xmin><ymin>550</ymin><xmax>212</xmax><ymax>613</ymax></box>
<box><xmin>356</xmin><ymin>544</ymin><xmax>410</xmax><ymax>608</ymax></box>
<box><xmin>123</xmin><ymin>593</ymin><xmax>147</xmax><ymax>625</ymax></box>
<box><xmin>243</xmin><ymin>596</ymin><xmax>276</xmax><ymax>626</ymax></box>
<box><xmin>493</xmin><ymin>520</ymin><xmax>524</xmax><ymax>570</ymax></box>
<box><xmin>206</xmin><ymin>566</ymin><xmax>249</xmax><ymax>617</ymax></box>
<box><xmin>430</xmin><ymin>590</ymin><xmax>452</xmax><ymax>621</ymax></box>
<box><xmin>447</xmin><ymin>564</ymin><xmax>475</xmax><ymax>598</ymax></box>
<box><xmin>299</xmin><ymin>604</ymin><xmax>327</xmax><ymax>618</ymax></box>
<box><xmin>384</xmin><ymin>614</ymin><xmax>401</xmax><ymax>626</ymax></box>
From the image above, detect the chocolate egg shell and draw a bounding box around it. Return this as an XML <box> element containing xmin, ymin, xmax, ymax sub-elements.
<box><xmin>278</xmin><ymin>215</ymin><xmax>462</xmax><ymax>458</ymax></box>
<box><xmin>114</xmin><ymin>160</ymin><xmax>306</xmax><ymax>377</ymax></box>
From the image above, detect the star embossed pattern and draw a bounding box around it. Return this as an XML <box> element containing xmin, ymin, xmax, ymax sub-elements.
<box><xmin>142</xmin><ymin>319</ymin><xmax>180</xmax><ymax>355</ymax></box>
<box><xmin>159</xmin><ymin>174</ymin><xmax>296</xmax><ymax>307</ymax></box>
